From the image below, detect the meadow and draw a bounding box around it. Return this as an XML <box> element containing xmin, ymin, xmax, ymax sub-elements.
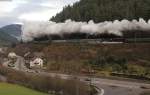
<box><xmin>0</xmin><ymin>82</ymin><xmax>48</xmax><ymax>95</ymax></box>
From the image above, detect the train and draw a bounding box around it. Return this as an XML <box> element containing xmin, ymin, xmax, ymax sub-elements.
<box><xmin>32</xmin><ymin>31</ymin><xmax>150</xmax><ymax>44</ymax></box>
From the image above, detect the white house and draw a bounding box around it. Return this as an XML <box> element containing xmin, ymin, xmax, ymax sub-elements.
<box><xmin>30</xmin><ymin>58</ymin><xmax>44</xmax><ymax>68</ymax></box>
<box><xmin>8</xmin><ymin>52</ymin><xmax>17</xmax><ymax>59</ymax></box>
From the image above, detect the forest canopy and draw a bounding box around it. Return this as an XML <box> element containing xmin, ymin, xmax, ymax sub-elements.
<box><xmin>51</xmin><ymin>0</ymin><xmax>150</xmax><ymax>22</ymax></box>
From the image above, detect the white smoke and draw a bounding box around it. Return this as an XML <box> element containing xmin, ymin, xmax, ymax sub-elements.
<box><xmin>22</xmin><ymin>18</ymin><xmax>150</xmax><ymax>42</ymax></box>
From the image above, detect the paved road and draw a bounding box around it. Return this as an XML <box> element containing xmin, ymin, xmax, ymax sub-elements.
<box><xmin>39</xmin><ymin>72</ymin><xmax>150</xmax><ymax>95</ymax></box>
<box><xmin>15</xmin><ymin>56</ymin><xmax>27</xmax><ymax>71</ymax></box>
<box><xmin>11</xmin><ymin>56</ymin><xmax>150</xmax><ymax>95</ymax></box>
<box><xmin>92</xmin><ymin>78</ymin><xmax>150</xmax><ymax>95</ymax></box>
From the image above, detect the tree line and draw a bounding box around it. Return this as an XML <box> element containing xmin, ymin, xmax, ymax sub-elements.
<box><xmin>51</xmin><ymin>0</ymin><xmax>150</xmax><ymax>22</ymax></box>
<box><xmin>0</xmin><ymin>67</ymin><xmax>92</xmax><ymax>95</ymax></box>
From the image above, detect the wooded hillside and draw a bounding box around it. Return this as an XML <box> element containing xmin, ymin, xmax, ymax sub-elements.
<box><xmin>51</xmin><ymin>0</ymin><xmax>150</xmax><ymax>22</ymax></box>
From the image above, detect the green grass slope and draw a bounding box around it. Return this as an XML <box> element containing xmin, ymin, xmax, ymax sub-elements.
<box><xmin>0</xmin><ymin>83</ymin><xmax>48</xmax><ymax>95</ymax></box>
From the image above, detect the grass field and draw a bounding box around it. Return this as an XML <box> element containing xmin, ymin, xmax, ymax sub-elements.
<box><xmin>0</xmin><ymin>82</ymin><xmax>48</xmax><ymax>95</ymax></box>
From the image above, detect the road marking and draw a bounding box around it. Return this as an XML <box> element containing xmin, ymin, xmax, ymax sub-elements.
<box><xmin>100</xmin><ymin>88</ymin><xmax>104</xmax><ymax>95</ymax></box>
<box><xmin>95</xmin><ymin>86</ymin><xmax>105</xmax><ymax>95</ymax></box>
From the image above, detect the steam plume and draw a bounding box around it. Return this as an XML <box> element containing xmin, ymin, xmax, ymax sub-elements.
<box><xmin>22</xmin><ymin>18</ymin><xmax>150</xmax><ymax>42</ymax></box>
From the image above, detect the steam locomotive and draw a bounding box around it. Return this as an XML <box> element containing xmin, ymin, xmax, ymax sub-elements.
<box><xmin>33</xmin><ymin>30</ymin><xmax>150</xmax><ymax>43</ymax></box>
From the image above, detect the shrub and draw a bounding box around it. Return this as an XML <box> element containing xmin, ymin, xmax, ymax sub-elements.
<box><xmin>0</xmin><ymin>67</ymin><xmax>91</xmax><ymax>95</ymax></box>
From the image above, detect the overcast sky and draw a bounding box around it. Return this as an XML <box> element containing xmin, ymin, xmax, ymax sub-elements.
<box><xmin>0</xmin><ymin>0</ymin><xmax>79</xmax><ymax>27</ymax></box>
